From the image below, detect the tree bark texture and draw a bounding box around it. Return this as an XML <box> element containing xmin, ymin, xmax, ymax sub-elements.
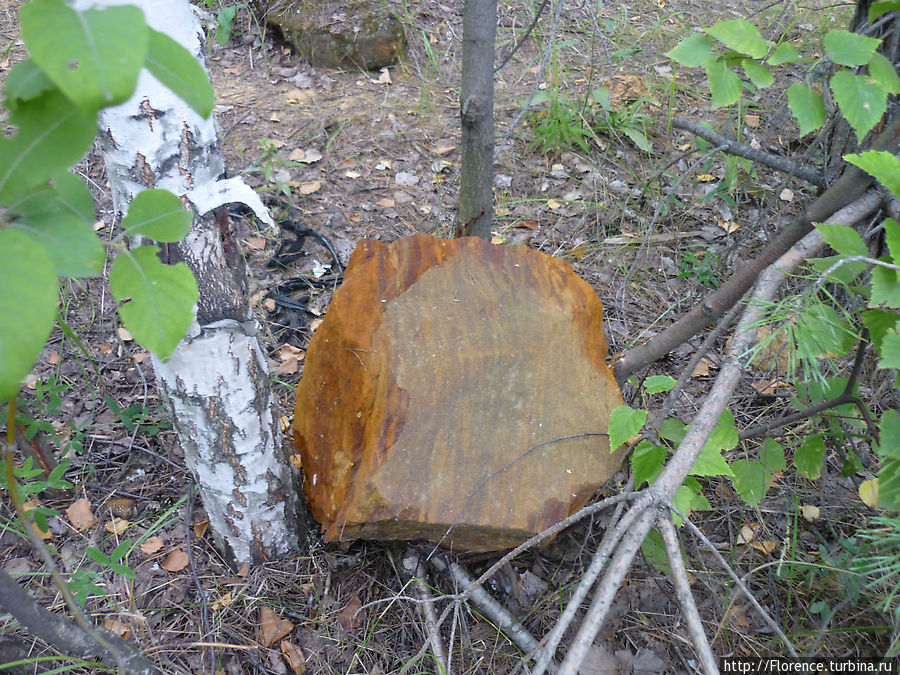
<box><xmin>76</xmin><ymin>0</ymin><xmax>301</xmax><ymax>564</ymax></box>
<box><xmin>455</xmin><ymin>0</ymin><xmax>497</xmax><ymax>240</ymax></box>
<box><xmin>0</xmin><ymin>569</ymin><xmax>158</xmax><ymax>674</ymax></box>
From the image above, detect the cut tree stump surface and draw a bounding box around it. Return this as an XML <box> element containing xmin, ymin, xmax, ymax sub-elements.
<box><xmin>294</xmin><ymin>234</ymin><xmax>625</xmax><ymax>552</ymax></box>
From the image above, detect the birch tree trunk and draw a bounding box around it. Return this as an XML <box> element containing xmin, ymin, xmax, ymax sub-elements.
<box><xmin>74</xmin><ymin>0</ymin><xmax>301</xmax><ymax>564</ymax></box>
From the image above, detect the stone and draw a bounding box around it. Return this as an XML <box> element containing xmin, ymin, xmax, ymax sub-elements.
<box><xmin>259</xmin><ymin>0</ymin><xmax>405</xmax><ymax>71</ymax></box>
<box><xmin>293</xmin><ymin>234</ymin><xmax>624</xmax><ymax>553</ymax></box>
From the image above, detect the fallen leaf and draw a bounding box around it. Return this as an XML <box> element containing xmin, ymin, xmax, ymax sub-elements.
<box><xmin>211</xmin><ymin>591</ymin><xmax>233</xmax><ymax>611</ymax></box>
<box><xmin>546</xmin><ymin>199</ymin><xmax>561</xmax><ymax>210</ymax></box>
<box><xmin>491</xmin><ymin>235</ymin><xmax>506</xmax><ymax>245</ymax></box>
<box><xmin>344</xmin><ymin>170</ymin><xmax>362</xmax><ymax>179</ymax></box>
<box><xmin>279</xmin><ymin>415</ymin><xmax>292</xmax><ymax>434</ymax></box>
<box><xmin>859</xmin><ymin>479</ymin><xmax>878</xmax><ymax>508</ymax></box>
<box><xmin>371</xmin><ymin>67</ymin><xmax>392</xmax><ymax>84</ymax></box>
<box><xmin>436</xmin><ymin>144</ymin><xmax>455</xmax><ymax>155</ymax></box>
<box><xmin>515</xmin><ymin>220</ymin><xmax>539</xmax><ymax>230</ymax></box>
<box><xmin>193</xmin><ymin>519</ymin><xmax>210</xmax><ymax>539</ymax></box>
<box><xmin>104</xmin><ymin>618</ymin><xmax>132</xmax><ymax>640</ymax></box>
<box><xmin>278</xmin><ymin>344</ymin><xmax>305</xmax><ymax>360</ymax></box>
<box><xmin>737</xmin><ymin>523</ymin><xmax>756</xmax><ymax>545</ymax></box>
<box><xmin>717</xmin><ymin>219</ymin><xmax>741</xmax><ymax>234</ymax></box>
<box><xmin>750</xmin><ymin>379</ymin><xmax>790</xmax><ymax>395</ymax></box>
<box><xmin>107</xmin><ymin>498</ymin><xmax>136</xmax><ymax>519</ymax></box>
<box><xmin>375</xmin><ymin>198</ymin><xmax>395</xmax><ymax>208</ymax></box>
<box><xmin>289</xmin><ymin>453</ymin><xmax>303</xmax><ymax>469</ymax></box>
<box><xmin>800</xmin><ymin>504</ymin><xmax>820</xmax><ymax>521</ymax></box>
<box><xmin>133</xmin><ymin>352</ymin><xmax>151</xmax><ymax>364</ymax></box>
<box><xmin>690</xmin><ymin>358</ymin><xmax>713</xmax><ymax>378</ymax></box>
<box><xmin>745</xmin><ymin>114</ymin><xmax>760</xmax><ymax>128</ymax></box>
<box><xmin>338</xmin><ymin>593</ymin><xmax>364</xmax><ymax>630</ymax></box>
<box><xmin>237</xmin><ymin>562</ymin><xmax>250</xmax><ymax>577</ymax></box>
<box><xmin>288</xmin><ymin>148</ymin><xmax>306</xmax><ymax>162</ymax></box>
<box><xmin>245</xmin><ymin>237</ymin><xmax>267</xmax><ymax>250</ymax></box>
<box><xmin>276</xmin><ymin>357</ymin><xmax>300</xmax><ymax>375</ymax></box>
<box><xmin>299</xmin><ymin>181</ymin><xmax>321</xmax><ymax>195</ymax></box>
<box><xmin>66</xmin><ymin>498</ymin><xmax>98</xmax><ymax>532</ymax></box>
<box><xmin>161</xmin><ymin>549</ymin><xmax>189</xmax><ymax>573</ymax></box>
<box><xmin>140</xmin><ymin>536</ymin><xmax>164</xmax><ymax>555</ymax></box>
<box><xmin>308</xmin><ymin>318</ymin><xmax>323</xmax><ymax>332</ymax></box>
<box><xmin>23</xmin><ymin>499</ymin><xmax>52</xmax><ymax>540</ymax></box>
<box><xmin>696</xmin><ymin>174</ymin><xmax>718</xmax><ymax>183</ymax></box>
<box><xmin>780</xmin><ymin>188</ymin><xmax>794</xmax><ymax>202</ymax></box>
<box><xmin>281</xmin><ymin>640</ymin><xmax>306</xmax><ymax>675</ymax></box>
<box><xmin>259</xmin><ymin>605</ymin><xmax>294</xmax><ymax>646</ymax></box>
<box><xmin>752</xmin><ymin>539</ymin><xmax>778</xmax><ymax>555</ymax></box>
<box><xmin>98</xmin><ymin>343</ymin><xmax>113</xmax><ymax>355</ymax></box>
<box><xmin>117</xmin><ymin>327</ymin><xmax>133</xmax><ymax>341</ymax></box>
<box><xmin>263</xmin><ymin>298</ymin><xmax>277</xmax><ymax>311</ymax></box>
<box><xmin>105</xmin><ymin>517</ymin><xmax>130</xmax><ymax>535</ymax></box>
<box><xmin>395</xmin><ymin>171</ymin><xmax>419</xmax><ymax>187</ymax></box>
<box><xmin>298</xmin><ymin>149</ymin><xmax>322</xmax><ymax>164</ymax></box>
<box><xmin>47</xmin><ymin>351</ymin><xmax>60</xmax><ymax>365</ymax></box>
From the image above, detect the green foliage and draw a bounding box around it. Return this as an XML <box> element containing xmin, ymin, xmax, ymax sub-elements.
<box><xmin>0</xmin><ymin>2</ymin><xmax>215</xmax><ymax>401</ymax></box>
<box><xmin>104</xmin><ymin>396</ymin><xmax>172</xmax><ymax>437</ymax></box>
<box><xmin>608</xmin><ymin>405</ymin><xmax>647</xmax><ymax>452</ymax></box>
<box><xmin>86</xmin><ymin>540</ymin><xmax>136</xmax><ymax>581</ymax></box>
<box><xmin>676</xmin><ymin>247</ymin><xmax>721</xmax><ymax>288</ymax></box>
<box><xmin>528</xmin><ymin>92</ymin><xmax>593</xmax><ymax>154</ymax></box>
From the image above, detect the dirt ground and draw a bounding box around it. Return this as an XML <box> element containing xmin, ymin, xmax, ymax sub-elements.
<box><xmin>1</xmin><ymin>0</ymin><xmax>896</xmax><ymax>672</ymax></box>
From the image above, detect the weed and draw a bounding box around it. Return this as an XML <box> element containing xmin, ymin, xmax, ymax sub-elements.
<box><xmin>676</xmin><ymin>246</ymin><xmax>721</xmax><ymax>288</ymax></box>
<box><xmin>103</xmin><ymin>396</ymin><xmax>171</xmax><ymax>437</ymax></box>
<box><xmin>528</xmin><ymin>92</ymin><xmax>593</xmax><ymax>154</ymax></box>
<box><xmin>244</xmin><ymin>139</ymin><xmax>300</xmax><ymax>196</ymax></box>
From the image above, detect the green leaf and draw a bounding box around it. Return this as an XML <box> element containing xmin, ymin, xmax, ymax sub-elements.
<box><xmin>644</xmin><ymin>375</ymin><xmax>676</xmax><ymax>395</ymax></box>
<box><xmin>608</xmin><ymin>405</ymin><xmax>647</xmax><ymax>452</ymax></box>
<box><xmin>869</xmin><ymin>0</ymin><xmax>900</xmax><ymax>22</ymax></box>
<box><xmin>20</xmin><ymin>0</ymin><xmax>147</xmax><ymax>111</ymax></box>
<box><xmin>760</xmin><ymin>439</ymin><xmax>787</xmax><ymax>472</ymax></box>
<box><xmin>870</xmin><ymin>267</ymin><xmax>900</xmax><ymax>308</ymax></box>
<box><xmin>768</xmin><ymin>42</ymin><xmax>803</xmax><ymax>65</ymax></box>
<box><xmin>878</xmin><ymin>458</ymin><xmax>900</xmax><ymax>509</ymax></box>
<box><xmin>216</xmin><ymin>5</ymin><xmax>239</xmax><ymax>46</ymax></box>
<box><xmin>787</xmin><ymin>83</ymin><xmax>826</xmax><ymax>136</ymax></box>
<box><xmin>885</xmin><ymin>218</ymin><xmax>900</xmax><ymax>262</ymax></box>
<box><xmin>731</xmin><ymin>459</ymin><xmax>769</xmax><ymax>507</ymax></box>
<box><xmin>4</xmin><ymin>59</ymin><xmax>55</xmax><ymax>108</ymax></box>
<box><xmin>660</xmin><ymin>417</ymin><xmax>688</xmax><ymax>444</ymax></box>
<box><xmin>705</xmin><ymin>56</ymin><xmax>742</xmax><ymax>108</ymax></box>
<box><xmin>8</xmin><ymin>172</ymin><xmax>95</xmax><ymax>224</ymax></box>
<box><xmin>794</xmin><ymin>434</ymin><xmax>826</xmax><ymax>480</ymax></box>
<box><xmin>876</xmin><ymin>410</ymin><xmax>900</xmax><ymax>460</ymax></box>
<box><xmin>845</xmin><ymin>152</ymin><xmax>900</xmax><ymax>198</ymax></box>
<box><xmin>796</xmin><ymin>303</ymin><xmax>855</xmax><ymax>357</ymax></box>
<box><xmin>109</xmin><ymin>246</ymin><xmax>198</xmax><ymax>359</ymax></box>
<box><xmin>741</xmin><ymin>59</ymin><xmax>774</xmax><ymax>88</ymax></box>
<box><xmin>830</xmin><ymin>71</ymin><xmax>888</xmax><ymax>142</ymax></box>
<box><xmin>624</xmin><ymin>127</ymin><xmax>652</xmax><ymax>153</ymax></box>
<box><xmin>878</xmin><ymin>325</ymin><xmax>900</xmax><ymax>369</ymax></box>
<box><xmin>673</xmin><ymin>477</ymin><xmax>711</xmax><ymax>522</ymax></box>
<box><xmin>631</xmin><ymin>441</ymin><xmax>667</xmax><ymax>488</ymax></box>
<box><xmin>824</xmin><ymin>29</ymin><xmax>881</xmax><ymax>66</ymax></box>
<box><xmin>12</xmin><ymin>212</ymin><xmax>104</xmax><ymax>278</ymax></box>
<box><xmin>110</xmin><ymin>539</ymin><xmax>132</xmax><ymax>562</ymax></box>
<box><xmin>808</xmin><ymin>254</ymin><xmax>867</xmax><ymax>285</ymax></box>
<box><xmin>0</xmin><ymin>230</ymin><xmax>58</xmax><ymax>402</ymax></box>
<box><xmin>815</xmin><ymin>223</ymin><xmax>868</xmax><ymax>257</ymax></box>
<box><xmin>0</xmin><ymin>89</ymin><xmax>97</xmax><ymax>201</ymax></box>
<box><xmin>86</xmin><ymin>547</ymin><xmax>110</xmax><ymax>566</ymax></box>
<box><xmin>705</xmin><ymin>20</ymin><xmax>770</xmax><ymax>59</ymax></box>
<box><xmin>641</xmin><ymin>528</ymin><xmax>671</xmax><ymax>574</ymax></box>
<box><xmin>667</xmin><ymin>33</ymin><xmax>714</xmax><ymax>67</ymax></box>
<box><xmin>109</xmin><ymin>562</ymin><xmax>136</xmax><ymax>580</ymax></box>
<box><xmin>691</xmin><ymin>410</ymin><xmax>737</xmax><ymax>477</ymax></box>
<box><xmin>862</xmin><ymin>309</ymin><xmax>900</xmax><ymax>350</ymax></box>
<box><xmin>145</xmin><ymin>29</ymin><xmax>214</xmax><ymax>119</ymax></box>
<box><xmin>868</xmin><ymin>53</ymin><xmax>900</xmax><ymax>95</ymax></box>
<box><xmin>591</xmin><ymin>86</ymin><xmax>611</xmax><ymax>110</ymax></box>
<box><xmin>121</xmin><ymin>189</ymin><xmax>192</xmax><ymax>242</ymax></box>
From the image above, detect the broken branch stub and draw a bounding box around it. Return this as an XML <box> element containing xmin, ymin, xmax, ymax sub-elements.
<box><xmin>293</xmin><ymin>234</ymin><xmax>624</xmax><ymax>552</ymax></box>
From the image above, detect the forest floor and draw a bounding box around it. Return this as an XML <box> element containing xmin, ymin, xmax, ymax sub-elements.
<box><xmin>1</xmin><ymin>0</ymin><xmax>896</xmax><ymax>672</ymax></box>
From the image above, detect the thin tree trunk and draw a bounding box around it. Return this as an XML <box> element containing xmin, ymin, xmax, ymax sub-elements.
<box><xmin>455</xmin><ymin>0</ymin><xmax>497</xmax><ymax>240</ymax></box>
<box><xmin>75</xmin><ymin>0</ymin><xmax>302</xmax><ymax>564</ymax></box>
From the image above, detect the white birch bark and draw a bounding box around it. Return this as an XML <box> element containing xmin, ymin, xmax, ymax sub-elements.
<box><xmin>76</xmin><ymin>0</ymin><xmax>299</xmax><ymax>563</ymax></box>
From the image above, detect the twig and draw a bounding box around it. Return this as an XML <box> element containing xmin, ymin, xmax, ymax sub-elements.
<box><xmin>658</xmin><ymin>515</ymin><xmax>717</xmax><ymax>674</ymax></box>
<box><xmin>670</xmin><ymin>116</ymin><xmax>824</xmax><ymax>186</ymax></box>
<box><xmin>678</xmin><ymin>511</ymin><xmax>797</xmax><ymax>656</ymax></box>
<box><xmin>402</xmin><ymin>551</ymin><xmax>449</xmax><ymax>675</ymax></box>
<box><xmin>494</xmin><ymin>0</ymin><xmax>550</xmax><ymax>73</ymax></box>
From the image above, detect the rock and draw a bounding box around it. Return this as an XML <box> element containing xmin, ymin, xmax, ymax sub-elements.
<box><xmin>258</xmin><ymin>0</ymin><xmax>405</xmax><ymax>71</ymax></box>
<box><xmin>293</xmin><ymin>234</ymin><xmax>624</xmax><ymax>553</ymax></box>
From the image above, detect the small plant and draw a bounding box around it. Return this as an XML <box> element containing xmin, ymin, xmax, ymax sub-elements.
<box><xmin>104</xmin><ymin>396</ymin><xmax>172</xmax><ymax>437</ymax></box>
<box><xmin>676</xmin><ymin>246</ymin><xmax>721</xmax><ymax>288</ymax></box>
<box><xmin>588</xmin><ymin>86</ymin><xmax>652</xmax><ymax>152</ymax></box>
<box><xmin>244</xmin><ymin>138</ymin><xmax>300</xmax><ymax>196</ymax></box>
<box><xmin>528</xmin><ymin>92</ymin><xmax>593</xmax><ymax>154</ymax></box>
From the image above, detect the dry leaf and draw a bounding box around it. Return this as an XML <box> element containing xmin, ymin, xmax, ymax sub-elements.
<box><xmin>259</xmin><ymin>605</ymin><xmax>294</xmax><ymax>646</ymax></box>
<box><xmin>140</xmin><ymin>536</ymin><xmax>164</xmax><ymax>555</ymax></box>
<box><xmin>690</xmin><ymin>358</ymin><xmax>713</xmax><ymax>378</ymax></box>
<box><xmin>344</xmin><ymin>170</ymin><xmax>362</xmax><ymax>179</ymax></box>
<box><xmin>278</xmin><ymin>344</ymin><xmax>304</xmax><ymax>360</ymax></box>
<box><xmin>717</xmin><ymin>219</ymin><xmax>741</xmax><ymax>234</ymax></box>
<box><xmin>546</xmin><ymin>199</ymin><xmax>561</xmax><ymax>210</ymax></box>
<box><xmin>263</xmin><ymin>298</ymin><xmax>277</xmax><ymax>311</ymax></box>
<box><xmin>436</xmin><ymin>144</ymin><xmax>455</xmax><ymax>155</ymax></box>
<box><xmin>309</xmin><ymin>318</ymin><xmax>323</xmax><ymax>332</ymax></box>
<box><xmin>98</xmin><ymin>342</ymin><xmax>113</xmax><ymax>355</ymax></box>
<box><xmin>23</xmin><ymin>499</ymin><xmax>52</xmax><ymax>540</ymax></box>
<box><xmin>117</xmin><ymin>327</ymin><xmax>133</xmax><ymax>341</ymax></box>
<box><xmin>752</xmin><ymin>539</ymin><xmax>778</xmax><ymax>555</ymax></box>
<box><xmin>66</xmin><ymin>498</ymin><xmax>98</xmax><ymax>532</ymax></box>
<box><xmin>297</xmin><ymin>149</ymin><xmax>322</xmax><ymax>164</ymax></box>
<box><xmin>375</xmin><ymin>198</ymin><xmax>395</xmax><ymax>208</ymax></box>
<box><xmin>859</xmin><ymin>479</ymin><xmax>878</xmax><ymax>508</ymax></box>
<box><xmin>737</xmin><ymin>523</ymin><xmax>755</xmax><ymax>545</ymax></box>
<box><xmin>161</xmin><ymin>549</ymin><xmax>189</xmax><ymax>573</ymax></box>
<box><xmin>800</xmin><ymin>504</ymin><xmax>820</xmax><ymax>521</ymax></box>
<box><xmin>290</xmin><ymin>453</ymin><xmax>303</xmax><ymax>469</ymax></box>
<box><xmin>279</xmin><ymin>415</ymin><xmax>292</xmax><ymax>434</ymax></box>
<box><xmin>276</xmin><ymin>357</ymin><xmax>300</xmax><ymax>375</ymax></box>
<box><xmin>288</xmin><ymin>148</ymin><xmax>306</xmax><ymax>162</ymax></box>
<box><xmin>237</xmin><ymin>562</ymin><xmax>250</xmax><ymax>577</ymax></box>
<box><xmin>193</xmin><ymin>519</ymin><xmax>210</xmax><ymax>539</ymax></box>
<box><xmin>338</xmin><ymin>593</ymin><xmax>364</xmax><ymax>630</ymax></box>
<box><xmin>779</xmin><ymin>188</ymin><xmax>794</xmax><ymax>202</ymax></box>
<box><xmin>299</xmin><ymin>181</ymin><xmax>321</xmax><ymax>195</ymax></box>
<box><xmin>107</xmin><ymin>498</ymin><xmax>136</xmax><ymax>519</ymax></box>
<box><xmin>745</xmin><ymin>114</ymin><xmax>760</xmax><ymax>128</ymax></box>
<box><xmin>281</xmin><ymin>640</ymin><xmax>306</xmax><ymax>675</ymax></box>
<box><xmin>750</xmin><ymin>379</ymin><xmax>790</xmax><ymax>395</ymax></box>
<box><xmin>749</xmin><ymin>325</ymin><xmax>792</xmax><ymax>372</ymax></box>
<box><xmin>104</xmin><ymin>618</ymin><xmax>132</xmax><ymax>640</ymax></box>
<box><xmin>490</xmin><ymin>236</ymin><xmax>506</xmax><ymax>245</ymax></box>
<box><xmin>696</xmin><ymin>174</ymin><xmax>717</xmax><ymax>182</ymax></box>
<box><xmin>133</xmin><ymin>352</ymin><xmax>151</xmax><ymax>363</ymax></box>
<box><xmin>245</xmin><ymin>237</ymin><xmax>267</xmax><ymax>250</ymax></box>
<box><xmin>105</xmin><ymin>517</ymin><xmax>130</xmax><ymax>535</ymax></box>
<box><xmin>211</xmin><ymin>591</ymin><xmax>233</xmax><ymax>611</ymax></box>
<box><xmin>515</xmin><ymin>220</ymin><xmax>540</xmax><ymax>230</ymax></box>
<box><xmin>47</xmin><ymin>351</ymin><xmax>60</xmax><ymax>365</ymax></box>
<box><xmin>371</xmin><ymin>67</ymin><xmax>392</xmax><ymax>84</ymax></box>
<box><xmin>374</xmin><ymin>159</ymin><xmax>392</xmax><ymax>170</ymax></box>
